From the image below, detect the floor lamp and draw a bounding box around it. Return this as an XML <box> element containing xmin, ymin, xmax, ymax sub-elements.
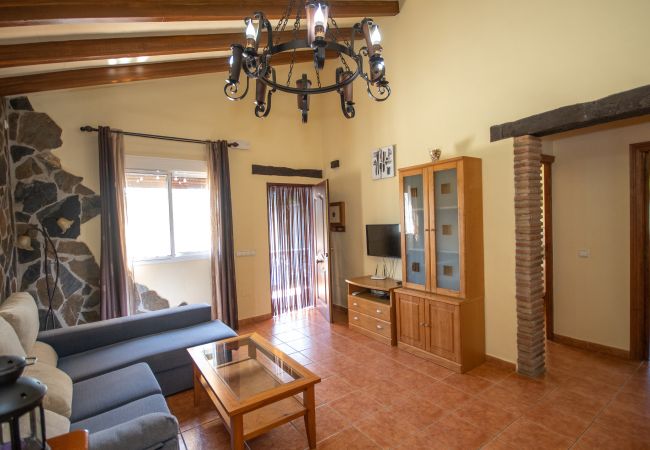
<box><xmin>16</xmin><ymin>224</ymin><xmax>61</xmax><ymax>331</ymax></box>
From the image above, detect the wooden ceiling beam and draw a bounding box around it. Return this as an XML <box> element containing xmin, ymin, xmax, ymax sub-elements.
<box><xmin>490</xmin><ymin>84</ymin><xmax>650</xmax><ymax>141</ymax></box>
<box><xmin>0</xmin><ymin>28</ymin><xmax>355</xmax><ymax>69</ymax></box>
<box><xmin>0</xmin><ymin>51</ymin><xmax>327</xmax><ymax>96</ymax></box>
<box><xmin>0</xmin><ymin>1</ymin><xmax>399</xmax><ymax>27</ymax></box>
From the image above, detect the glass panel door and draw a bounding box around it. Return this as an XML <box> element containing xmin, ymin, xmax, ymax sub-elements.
<box><xmin>434</xmin><ymin>168</ymin><xmax>460</xmax><ymax>292</ymax></box>
<box><xmin>402</xmin><ymin>173</ymin><xmax>426</xmax><ymax>287</ymax></box>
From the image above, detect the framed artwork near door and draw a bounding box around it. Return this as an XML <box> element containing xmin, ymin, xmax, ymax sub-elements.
<box><xmin>329</xmin><ymin>201</ymin><xmax>345</xmax><ymax>232</ymax></box>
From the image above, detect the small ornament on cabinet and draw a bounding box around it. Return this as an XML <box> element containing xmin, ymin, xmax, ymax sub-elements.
<box><xmin>428</xmin><ymin>148</ymin><xmax>442</xmax><ymax>162</ymax></box>
<box><xmin>329</xmin><ymin>201</ymin><xmax>345</xmax><ymax>232</ymax></box>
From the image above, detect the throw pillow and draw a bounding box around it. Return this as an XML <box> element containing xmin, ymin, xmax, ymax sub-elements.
<box><xmin>24</xmin><ymin>362</ymin><xmax>73</xmax><ymax>419</ymax></box>
<box><xmin>0</xmin><ymin>292</ymin><xmax>40</xmax><ymax>354</ymax></box>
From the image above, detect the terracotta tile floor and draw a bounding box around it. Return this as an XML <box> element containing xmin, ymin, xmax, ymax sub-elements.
<box><xmin>167</xmin><ymin>309</ymin><xmax>650</xmax><ymax>449</ymax></box>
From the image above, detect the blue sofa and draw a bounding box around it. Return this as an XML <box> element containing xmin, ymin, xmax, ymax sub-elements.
<box><xmin>39</xmin><ymin>304</ymin><xmax>237</xmax><ymax>395</ymax></box>
<box><xmin>37</xmin><ymin>304</ymin><xmax>238</xmax><ymax>450</ymax></box>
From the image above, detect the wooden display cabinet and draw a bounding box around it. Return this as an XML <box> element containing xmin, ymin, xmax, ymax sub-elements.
<box><xmin>395</xmin><ymin>289</ymin><xmax>485</xmax><ymax>372</ymax></box>
<box><xmin>397</xmin><ymin>157</ymin><xmax>485</xmax><ymax>372</ymax></box>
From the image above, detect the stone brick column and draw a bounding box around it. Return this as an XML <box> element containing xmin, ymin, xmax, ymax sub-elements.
<box><xmin>514</xmin><ymin>135</ymin><xmax>545</xmax><ymax>377</ymax></box>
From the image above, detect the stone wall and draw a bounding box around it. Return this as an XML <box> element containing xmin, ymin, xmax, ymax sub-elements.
<box><xmin>0</xmin><ymin>98</ymin><xmax>17</xmax><ymax>302</ymax></box>
<box><xmin>8</xmin><ymin>97</ymin><xmax>101</xmax><ymax>327</ymax></box>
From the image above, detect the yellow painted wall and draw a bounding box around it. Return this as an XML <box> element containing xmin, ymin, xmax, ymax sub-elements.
<box><xmin>27</xmin><ymin>67</ymin><xmax>325</xmax><ymax>321</ymax></box>
<box><xmin>22</xmin><ymin>0</ymin><xmax>650</xmax><ymax>363</ymax></box>
<box><xmin>547</xmin><ymin>121</ymin><xmax>650</xmax><ymax>351</ymax></box>
<box><xmin>319</xmin><ymin>0</ymin><xmax>650</xmax><ymax>362</ymax></box>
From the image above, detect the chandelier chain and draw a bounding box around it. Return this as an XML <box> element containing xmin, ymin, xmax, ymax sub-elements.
<box><xmin>285</xmin><ymin>7</ymin><xmax>302</xmax><ymax>86</ymax></box>
<box><xmin>316</xmin><ymin>68</ymin><xmax>322</xmax><ymax>88</ymax></box>
<box><xmin>273</xmin><ymin>0</ymin><xmax>295</xmax><ymax>45</ymax></box>
<box><xmin>329</xmin><ymin>16</ymin><xmax>352</xmax><ymax>73</ymax></box>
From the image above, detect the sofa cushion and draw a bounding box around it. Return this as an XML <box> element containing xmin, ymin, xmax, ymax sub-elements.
<box><xmin>70</xmin><ymin>363</ymin><xmax>162</xmax><ymax>422</ymax></box>
<box><xmin>24</xmin><ymin>361</ymin><xmax>73</xmax><ymax>418</ymax></box>
<box><xmin>32</xmin><ymin>341</ymin><xmax>58</xmax><ymax>366</ymax></box>
<box><xmin>0</xmin><ymin>316</ymin><xmax>26</xmax><ymax>357</ymax></box>
<box><xmin>58</xmin><ymin>320</ymin><xmax>237</xmax><ymax>383</ymax></box>
<box><xmin>0</xmin><ymin>292</ymin><xmax>39</xmax><ymax>354</ymax></box>
<box><xmin>37</xmin><ymin>304</ymin><xmax>213</xmax><ymax>358</ymax></box>
<box><xmin>70</xmin><ymin>394</ymin><xmax>171</xmax><ymax>434</ymax></box>
<box><xmin>88</xmin><ymin>413</ymin><xmax>179</xmax><ymax>450</ymax></box>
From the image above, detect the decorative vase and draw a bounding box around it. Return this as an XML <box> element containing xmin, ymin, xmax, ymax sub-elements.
<box><xmin>429</xmin><ymin>148</ymin><xmax>442</xmax><ymax>162</ymax></box>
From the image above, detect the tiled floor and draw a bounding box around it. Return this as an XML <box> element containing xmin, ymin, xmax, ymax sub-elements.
<box><xmin>167</xmin><ymin>308</ymin><xmax>650</xmax><ymax>449</ymax></box>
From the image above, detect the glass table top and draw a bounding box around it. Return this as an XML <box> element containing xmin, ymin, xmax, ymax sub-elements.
<box><xmin>196</xmin><ymin>335</ymin><xmax>303</xmax><ymax>401</ymax></box>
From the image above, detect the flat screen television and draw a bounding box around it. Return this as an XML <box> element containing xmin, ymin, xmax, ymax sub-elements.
<box><xmin>366</xmin><ymin>224</ymin><xmax>401</xmax><ymax>258</ymax></box>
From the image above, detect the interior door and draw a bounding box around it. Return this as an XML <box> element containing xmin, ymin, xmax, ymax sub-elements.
<box><xmin>313</xmin><ymin>180</ymin><xmax>332</xmax><ymax>322</ymax></box>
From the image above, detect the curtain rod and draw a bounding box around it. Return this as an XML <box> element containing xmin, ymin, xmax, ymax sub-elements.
<box><xmin>79</xmin><ymin>126</ymin><xmax>247</xmax><ymax>148</ymax></box>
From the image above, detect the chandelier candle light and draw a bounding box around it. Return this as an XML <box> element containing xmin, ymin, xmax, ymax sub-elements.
<box><xmin>224</xmin><ymin>0</ymin><xmax>391</xmax><ymax>123</ymax></box>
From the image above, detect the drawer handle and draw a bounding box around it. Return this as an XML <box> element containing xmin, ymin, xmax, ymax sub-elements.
<box><xmin>376</xmin><ymin>325</ymin><xmax>383</xmax><ymax>330</ymax></box>
<box><xmin>376</xmin><ymin>309</ymin><xmax>382</xmax><ymax>314</ymax></box>
<box><xmin>353</xmin><ymin>316</ymin><xmax>359</xmax><ymax>321</ymax></box>
<box><xmin>353</xmin><ymin>302</ymin><xmax>358</xmax><ymax>306</ymax></box>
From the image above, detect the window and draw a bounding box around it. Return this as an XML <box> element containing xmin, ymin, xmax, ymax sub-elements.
<box><xmin>125</xmin><ymin>169</ymin><xmax>210</xmax><ymax>261</ymax></box>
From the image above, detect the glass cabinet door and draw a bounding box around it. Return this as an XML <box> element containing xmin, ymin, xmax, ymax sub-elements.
<box><xmin>433</xmin><ymin>168</ymin><xmax>460</xmax><ymax>292</ymax></box>
<box><xmin>402</xmin><ymin>173</ymin><xmax>427</xmax><ymax>288</ymax></box>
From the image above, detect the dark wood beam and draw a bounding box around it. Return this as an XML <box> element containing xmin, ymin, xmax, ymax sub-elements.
<box><xmin>490</xmin><ymin>84</ymin><xmax>650</xmax><ymax>142</ymax></box>
<box><xmin>0</xmin><ymin>1</ymin><xmax>399</xmax><ymax>27</ymax></box>
<box><xmin>0</xmin><ymin>51</ymin><xmax>320</xmax><ymax>96</ymax></box>
<box><xmin>0</xmin><ymin>28</ymin><xmax>355</xmax><ymax>69</ymax></box>
<box><xmin>252</xmin><ymin>165</ymin><xmax>322</xmax><ymax>178</ymax></box>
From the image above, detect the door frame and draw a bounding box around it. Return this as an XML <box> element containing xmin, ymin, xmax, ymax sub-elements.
<box><xmin>630</xmin><ymin>142</ymin><xmax>650</xmax><ymax>360</ymax></box>
<box><xmin>541</xmin><ymin>154</ymin><xmax>555</xmax><ymax>340</ymax></box>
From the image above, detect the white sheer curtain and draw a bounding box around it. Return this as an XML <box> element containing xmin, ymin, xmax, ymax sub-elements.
<box><xmin>267</xmin><ymin>184</ymin><xmax>315</xmax><ymax>315</ymax></box>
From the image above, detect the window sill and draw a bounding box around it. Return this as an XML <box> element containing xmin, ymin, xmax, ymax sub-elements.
<box><xmin>132</xmin><ymin>253</ymin><xmax>209</xmax><ymax>266</ymax></box>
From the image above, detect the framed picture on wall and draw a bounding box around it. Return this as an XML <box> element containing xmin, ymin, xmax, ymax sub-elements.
<box><xmin>371</xmin><ymin>145</ymin><xmax>396</xmax><ymax>180</ymax></box>
<box><xmin>329</xmin><ymin>202</ymin><xmax>345</xmax><ymax>232</ymax></box>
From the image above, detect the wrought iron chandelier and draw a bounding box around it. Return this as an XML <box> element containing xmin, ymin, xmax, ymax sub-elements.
<box><xmin>224</xmin><ymin>0</ymin><xmax>390</xmax><ymax>123</ymax></box>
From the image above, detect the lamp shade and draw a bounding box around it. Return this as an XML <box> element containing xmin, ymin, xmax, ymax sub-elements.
<box><xmin>15</xmin><ymin>235</ymin><xmax>33</xmax><ymax>251</ymax></box>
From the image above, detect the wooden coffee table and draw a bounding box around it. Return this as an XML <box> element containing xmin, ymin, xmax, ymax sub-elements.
<box><xmin>188</xmin><ymin>333</ymin><xmax>321</xmax><ymax>450</ymax></box>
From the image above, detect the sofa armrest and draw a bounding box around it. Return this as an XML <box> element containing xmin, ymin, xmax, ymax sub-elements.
<box><xmin>88</xmin><ymin>413</ymin><xmax>179</xmax><ymax>450</ymax></box>
<box><xmin>38</xmin><ymin>304</ymin><xmax>212</xmax><ymax>357</ymax></box>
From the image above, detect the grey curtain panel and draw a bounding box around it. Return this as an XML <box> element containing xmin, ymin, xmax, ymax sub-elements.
<box><xmin>98</xmin><ymin>127</ymin><xmax>130</xmax><ymax>320</ymax></box>
<box><xmin>207</xmin><ymin>140</ymin><xmax>238</xmax><ymax>329</ymax></box>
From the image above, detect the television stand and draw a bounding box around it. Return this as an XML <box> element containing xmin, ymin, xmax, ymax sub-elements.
<box><xmin>345</xmin><ymin>276</ymin><xmax>401</xmax><ymax>346</ymax></box>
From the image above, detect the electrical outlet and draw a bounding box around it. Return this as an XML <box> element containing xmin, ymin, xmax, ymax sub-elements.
<box><xmin>236</xmin><ymin>250</ymin><xmax>256</xmax><ymax>257</ymax></box>
<box><xmin>578</xmin><ymin>249</ymin><xmax>590</xmax><ymax>258</ymax></box>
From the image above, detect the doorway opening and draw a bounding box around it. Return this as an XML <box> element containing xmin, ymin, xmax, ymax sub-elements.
<box><xmin>267</xmin><ymin>182</ymin><xmax>332</xmax><ymax>321</ymax></box>
<box><xmin>630</xmin><ymin>141</ymin><xmax>650</xmax><ymax>360</ymax></box>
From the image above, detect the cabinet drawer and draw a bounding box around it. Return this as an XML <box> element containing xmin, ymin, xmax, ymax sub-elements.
<box><xmin>349</xmin><ymin>312</ymin><xmax>391</xmax><ymax>339</ymax></box>
<box><xmin>348</xmin><ymin>295</ymin><xmax>391</xmax><ymax>321</ymax></box>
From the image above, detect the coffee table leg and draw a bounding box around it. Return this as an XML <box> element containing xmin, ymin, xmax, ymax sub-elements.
<box><xmin>192</xmin><ymin>364</ymin><xmax>201</xmax><ymax>407</ymax></box>
<box><xmin>230</xmin><ymin>414</ymin><xmax>245</xmax><ymax>450</ymax></box>
<box><xmin>304</xmin><ymin>386</ymin><xmax>317</xmax><ymax>449</ymax></box>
